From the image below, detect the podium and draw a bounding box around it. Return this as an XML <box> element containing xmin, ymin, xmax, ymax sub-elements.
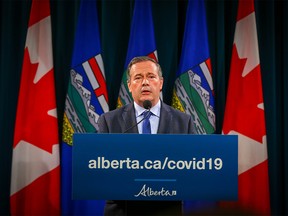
<box><xmin>72</xmin><ymin>134</ymin><xmax>238</xmax><ymax>201</ymax></box>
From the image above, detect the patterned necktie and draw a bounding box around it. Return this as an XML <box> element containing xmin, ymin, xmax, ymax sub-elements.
<box><xmin>142</xmin><ymin>111</ymin><xmax>152</xmax><ymax>134</ymax></box>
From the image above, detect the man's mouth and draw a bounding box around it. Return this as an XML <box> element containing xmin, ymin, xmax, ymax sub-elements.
<box><xmin>141</xmin><ymin>88</ymin><xmax>151</xmax><ymax>94</ymax></box>
<box><xmin>141</xmin><ymin>90</ymin><xmax>151</xmax><ymax>95</ymax></box>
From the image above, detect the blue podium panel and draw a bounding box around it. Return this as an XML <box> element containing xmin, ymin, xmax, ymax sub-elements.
<box><xmin>72</xmin><ymin>134</ymin><xmax>238</xmax><ymax>201</ymax></box>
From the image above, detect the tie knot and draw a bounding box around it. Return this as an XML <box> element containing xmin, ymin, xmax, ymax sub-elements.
<box><xmin>143</xmin><ymin>110</ymin><xmax>152</xmax><ymax>119</ymax></box>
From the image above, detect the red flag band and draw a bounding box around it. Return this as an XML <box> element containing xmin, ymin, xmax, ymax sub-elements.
<box><xmin>10</xmin><ymin>0</ymin><xmax>60</xmax><ymax>215</ymax></box>
<box><xmin>221</xmin><ymin>0</ymin><xmax>270</xmax><ymax>215</ymax></box>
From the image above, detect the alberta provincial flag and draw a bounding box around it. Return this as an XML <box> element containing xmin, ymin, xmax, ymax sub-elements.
<box><xmin>172</xmin><ymin>0</ymin><xmax>215</xmax><ymax>134</ymax></box>
<box><xmin>221</xmin><ymin>0</ymin><xmax>270</xmax><ymax>214</ymax></box>
<box><xmin>10</xmin><ymin>0</ymin><xmax>60</xmax><ymax>215</ymax></box>
<box><xmin>172</xmin><ymin>0</ymin><xmax>216</xmax><ymax>213</ymax></box>
<box><xmin>61</xmin><ymin>0</ymin><xmax>109</xmax><ymax>215</ymax></box>
<box><xmin>117</xmin><ymin>0</ymin><xmax>158</xmax><ymax>107</ymax></box>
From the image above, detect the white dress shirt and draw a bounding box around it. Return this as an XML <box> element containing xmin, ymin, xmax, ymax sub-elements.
<box><xmin>134</xmin><ymin>100</ymin><xmax>161</xmax><ymax>134</ymax></box>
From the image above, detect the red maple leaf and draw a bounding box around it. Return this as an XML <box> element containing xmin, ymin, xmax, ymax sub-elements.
<box><xmin>223</xmin><ymin>44</ymin><xmax>266</xmax><ymax>143</ymax></box>
<box><xmin>13</xmin><ymin>48</ymin><xmax>58</xmax><ymax>153</ymax></box>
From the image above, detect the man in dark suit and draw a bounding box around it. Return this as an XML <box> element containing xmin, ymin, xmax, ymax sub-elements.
<box><xmin>98</xmin><ymin>56</ymin><xmax>196</xmax><ymax>216</ymax></box>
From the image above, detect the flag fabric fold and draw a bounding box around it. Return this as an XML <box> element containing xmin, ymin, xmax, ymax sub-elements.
<box><xmin>172</xmin><ymin>0</ymin><xmax>215</xmax><ymax>135</ymax></box>
<box><xmin>10</xmin><ymin>0</ymin><xmax>60</xmax><ymax>215</ymax></box>
<box><xmin>117</xmin><ymin>0</ymin><xmax>158</xmax><ymax>107</ymax></box>
<box><xmin>61</xmin><ymin>0</ymin><xmax>109</xmax><ymax>215</ymax></box>
<box><xmin>221</xmin><ymin>0</ymin><xmax>270</xmax><ymax>214</ymax></box>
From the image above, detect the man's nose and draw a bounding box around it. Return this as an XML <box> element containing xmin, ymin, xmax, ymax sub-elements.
<box><xmin>142</xmin><ymin>77</ymin><xmax>149</xmax><ymax>85</ymax></box>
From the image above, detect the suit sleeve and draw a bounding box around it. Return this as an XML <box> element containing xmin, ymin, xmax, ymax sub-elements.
<box><xmin>187</xmin><ymin>115</ymin><xmax>197</xmax><ymax>134</ymax></box>
<box><xmin>97</xmin><ymin>114</ymin><xmax>108</xmax><ymax>133</ymax></box>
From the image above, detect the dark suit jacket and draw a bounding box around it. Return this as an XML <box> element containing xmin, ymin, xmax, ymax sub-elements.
<box><xmin>97</xmin><ymin>101</ymin><xmax>196</xmax><ymax>216</ymax></box>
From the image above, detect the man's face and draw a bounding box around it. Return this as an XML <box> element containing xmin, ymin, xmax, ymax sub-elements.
<box><xmin>128</xmin><ymin>60</ymin><xmax>163</xmax><ymax>107</ymax></box>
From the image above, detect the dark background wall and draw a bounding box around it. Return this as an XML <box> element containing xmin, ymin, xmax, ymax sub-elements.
<box><xmin>1</xmin><ymin>0</ymin><xmax>287</xmax><ymax>215</ymax></box>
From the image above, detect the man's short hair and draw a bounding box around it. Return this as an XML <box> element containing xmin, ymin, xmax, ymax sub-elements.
<box><xmin>127</xmin><ymin>56</ymin><xmax>163</xmax><ymax>82</ymax></box>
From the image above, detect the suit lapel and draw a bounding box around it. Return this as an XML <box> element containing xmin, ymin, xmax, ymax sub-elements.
<box><xmin>158</xmin><ymin>102</ymin><xmax>172</xmax><ymax>134</ymax></box>
<box><xmin>122</xmin><ymin>103</ymin><xmax>139</xmax><ymax>133</ymax></box>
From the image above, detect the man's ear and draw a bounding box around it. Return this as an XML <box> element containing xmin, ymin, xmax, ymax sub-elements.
<box><xmin>127</xmin><ymin>80</ymin><xmax>132</xmax><ymax>92</ymax></box>
<box><xmin>160</xmin><ymin>78</ymin><xmax>164</xmax><ymax>91</ymax></box>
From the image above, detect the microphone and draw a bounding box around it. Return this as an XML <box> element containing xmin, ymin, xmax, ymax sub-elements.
<box><xmin>143</xmin><ymin>100</ymin><xmax>152</xmax><ymax>110</ymax></box>
<box><xmin>123</xmin><ymin>100</ymin><xmax>152</xmax><ymax>133</ymax></box>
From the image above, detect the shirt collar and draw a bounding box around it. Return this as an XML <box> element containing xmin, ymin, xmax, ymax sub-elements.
<box><xmin>134</xmin><ymin>100</ymin><xmax>161</xmax><ymax>118</ymax></box>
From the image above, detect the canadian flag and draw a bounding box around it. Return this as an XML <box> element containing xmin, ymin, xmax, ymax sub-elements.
<box><xmin>222</xmin><ymin>0</ymin><xmax>270</xmax><ymax>215</ymax></box>
<box><xmin>10</xmin><ymin>0</ymin><xmax>60</xmax><ymax>215</ymax></box>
